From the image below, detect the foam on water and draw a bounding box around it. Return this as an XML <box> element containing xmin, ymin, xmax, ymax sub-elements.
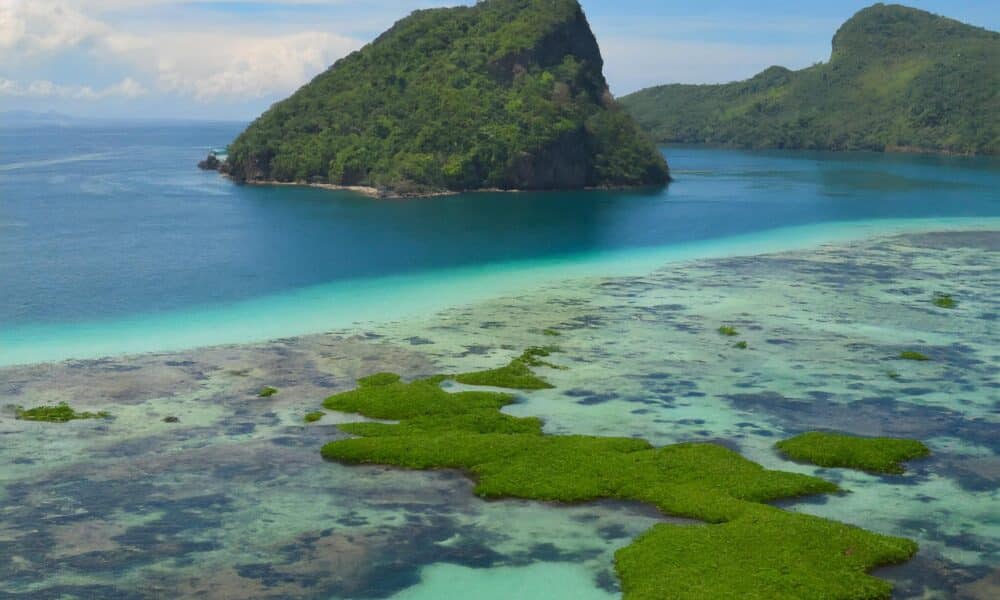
<box><xmin>0</xmin><ymin>152</ymin><xmax>113</xmax><ymax>172</ymax></box>
<box><xmin>2</xmin><ymin>216</ymin><xmax>997</xmax><ymax>366</ymax></box>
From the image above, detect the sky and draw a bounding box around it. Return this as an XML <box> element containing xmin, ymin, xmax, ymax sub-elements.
<box><xmin>1</xmin><ymin>0</ymin><xmax>997</xmax><ymax>120</ymax></box>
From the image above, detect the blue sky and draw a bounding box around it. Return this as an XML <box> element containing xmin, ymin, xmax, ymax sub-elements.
<box><xmin>1</xmin><ymin>0</ymin><xmax>996</xmax><ymax>120</ymax></box>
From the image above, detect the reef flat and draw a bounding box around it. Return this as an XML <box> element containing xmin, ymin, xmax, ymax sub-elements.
<box><xmin>0</xmin><ymin>229</ymin><xmax>996</xmax><ymax>599</ymax></box>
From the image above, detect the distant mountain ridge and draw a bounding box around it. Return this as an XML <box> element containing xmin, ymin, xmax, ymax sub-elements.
<box><xmin>620</xmin><ymin>3</ymin><xmax>999</xmax><ymax>155</ymax></box>
<box><xmin>0</xmin><ymin>110</ymin><xmax>79</xmax><ymax>127</ymax></box>
<box><xmin>218</xmin><ymin>0</ymin><xmax>668</xmax><ymax>196</ymax></box>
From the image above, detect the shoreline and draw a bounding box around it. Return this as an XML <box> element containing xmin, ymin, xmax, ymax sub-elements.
<box><xmin>1</xmin><ymin>219</ymin><xmax>996</xmax><ymax>368</ymax></box>
<box><xmin>226</xmin><ymin>174</ymin><xmax>669</xmax><ymax>199</ymax></box>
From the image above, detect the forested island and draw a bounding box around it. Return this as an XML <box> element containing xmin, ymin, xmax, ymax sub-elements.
<box><xmin>208</xmin><ymin>0</ymin><xmax>669</xmax><ymax>196</ymax></box>
<box><xmin>620</xmin><ymin>4</ymin><xmax>999</xmax><ymax>155</ymax></box>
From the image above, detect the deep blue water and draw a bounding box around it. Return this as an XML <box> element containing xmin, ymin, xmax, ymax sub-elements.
<box><xmin>1</xmin><ymin>121</ymin><xmax>998</xmax><ymax>328</ymax></box>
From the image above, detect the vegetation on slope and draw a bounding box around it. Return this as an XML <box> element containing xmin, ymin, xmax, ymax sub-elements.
<box><xmin>222</xmin><ymin>0</ymin><xmax>668</xmax><ymax>195</ymax></box>
<box><xmin>621</xmin><ymin>4</ymin><xmax>999</xmax><ymax>155</ymax></box>
<box><xmin>320</xmin><ymin>352</ymin><xmax>918</xmax><ymax>598</ymax></box>
<box><xmin>776</xmin><ymin>431</ymin><xmax>931</xmax><ymax>474</ymax></box>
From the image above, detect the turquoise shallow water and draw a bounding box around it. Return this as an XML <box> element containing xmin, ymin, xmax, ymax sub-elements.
<box><xmin>0</xmin><ymin>122</ymin><xmax>998</xmax><ymax>599</ymax></box>
<box><xmin>1</xmin><ymin>216</ymin><xmax>996</xmax><ymax>366</ymax></box>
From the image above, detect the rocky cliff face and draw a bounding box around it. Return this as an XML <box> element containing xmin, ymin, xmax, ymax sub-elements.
<box><xmin>214</xmin><ymin>0</ymin><xmax>668</xmax><ymax>195</ymax></box>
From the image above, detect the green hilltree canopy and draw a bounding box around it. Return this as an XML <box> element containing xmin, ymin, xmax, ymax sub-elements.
<box><xmin>620</xmin><ymin>3</ymin><xmax>999</xmax><ymax>155</ymax></box>
<box><xmin>221</xmin><ymin>0</ymin><xmax>669</xmax><ymax>195</ymax></box>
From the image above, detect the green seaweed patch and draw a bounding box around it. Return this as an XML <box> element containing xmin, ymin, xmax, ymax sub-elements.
<box><xmin>886</xmin><ymin>370</ymin><xmax>901</xmax><ymax>380</ymax></box>
<box><xmin>776</xmin><ymin>432</ymin><xmax>930</xmax><ymax>475</ymax></box>
<box><xmin>734</xmin><ymin>340</ymin><xmax>748</xmax><ymax>349</ymax></box>
<box><xmin>617</xmin><ymin>505</ymin><xmax>917</xmax><ymax>600</ymax></box>
<box><xmin>718</xmin><ymin>325</ymin><xmax>739</xmax><ymax>337</ymax></box>
<box><xmin>259</xmin><ymin>386</ymin><xmax>279</xmax><ymax>397</ymax></box>
<box><xmin>15</xmin><ymin>402</ymin><xmax>110</xmax><ymax>423</ymax></box>
<box><xmin>931</xmin><ymin>294</ymin><xmax>957</xmax><ymax>309</ymax></box>
<box><xmin>542</xmin><ymin>328</ymin><xmax>561</xmax><ymax>336</ymax></box>
<box><xmin>304</xmin><ymin>411</ymin><xmax>325</xmax><ymax>423</ymax></box>
<box><xmin>320</xmin><ymin>355</ymin><xmax>918</xmax><ymax>598</ymax></box>
<box><xmin>898</xmin><ymin>351</ymin><xmax>930</xmax><ymax>361</ymax></box>
<box><xmin>453</xmin><ymin>347</ymin><xmax>564</xmax><ymax>390</ymax></box>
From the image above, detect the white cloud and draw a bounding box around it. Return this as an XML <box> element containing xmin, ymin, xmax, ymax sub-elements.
<box><xmin>0</xmin><ymin>0</ymin><xmax>111</xmax><ymax>56</ymax></box>
<box><xmin>144</xmin><ymin>31</ymin><xmax>360</xmax><ymax>101</ymax></box>
<box><xmin>0</xmin><ymin>76</ymin><xmax>148</xmax><ymax>99</ymax></box>
<box><xmin>0</xmin><ymin>0</ymin><xmax>363</xmax><ymax>101</ymax></box>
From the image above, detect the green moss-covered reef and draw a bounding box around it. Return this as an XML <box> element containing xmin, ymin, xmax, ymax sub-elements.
<box><xmin>776</xmin><ymin>431</ymin><xmax>931</xmax><ymax>475</ymax></box>
<box><xmin>319</xmin><ymin>350</ymin><xmax>918</xmax><ymax>598</ymax></box>
<box><xmin>15</xmin><ymin>402</ymin><xmax>110</xmax><ymax>423</ymax></box>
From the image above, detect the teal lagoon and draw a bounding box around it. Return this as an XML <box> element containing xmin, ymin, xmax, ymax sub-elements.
<box><xmin>1</xmin><ymin>121</ymin><xmax>998</xmax><ymax>364</ymax></box>
<box><xmin>1</xmin><ymin>216</ymin><xmax>998</xmax><ymax>366</ymax></box>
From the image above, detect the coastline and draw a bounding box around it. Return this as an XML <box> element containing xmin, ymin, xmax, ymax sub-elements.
<box><xmin>236</xmin><ymin>177</ymin><xmax>456</xmax><ymax>199</ymax></box>
<box><xmin>226</xmin><ymin>175</ymin><xmax>670</xmax><ymax>199</ymax></box>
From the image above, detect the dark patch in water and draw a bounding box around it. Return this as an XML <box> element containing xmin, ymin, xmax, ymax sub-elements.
<box><xmin>235</xmin><ymin>562</ymin><xmax>299</xmax><ymax>586</ymax></box>
<box><xmin>904</xmin><ymin>230</ymin><xmax>1000</xmax><ymax>250</ymax></box>
<box><xmin>560</xmin><ymin>314</ymin><xmax>606</xmax><ymax>330</ymax></box>
<box><xmin>597</xmin><ymin>524</ymin><xmax>629</xmax><ymax>540</ymax></box>
<box><xmin>337</xmin><ymin>513</ymin><xmax>369</xmax><ymax>527</ymax></box>
<box><xmin>405</xmin><ymin>337</ymin><xmax>434</xmax><ymax>346</ymax></box>
<box><xmin>570</xmin><ymin>512</ymin><xmax>601</xmax><ymax>523</ymax></box>
<box><xmin>270</xmin><ymin>435</ymin><xmax>314</xmax><ymax>448</ymax></box>
<box><xmin>595</xmin><ymin>568</ymin><xmax>621</xmax><ymax>594</ymax></box>
<box><xmin>931</xmin><ymin>455</ymin><xmax>1000</xmax><ymax>493</ymax></box>
<box><xmin>566</xmin><ymin>389</ymin><xmax>620</xmax><ymax>406</ymax></box>
<box><xmin>225</xmin><ymin>422</ymin><xmax>256</xmax><ymax>436</ymax></box>
<box><xmin>459</xmin><ymin>345</ymin><xmax>491</xmax><ymax>356</ymax></box>
<box><xmin>899</xmin><ymin>387</ymin><xmax>934</xmax><ymax>396</ymax></box>
<box><xmin>0</xmin><ymin>585</ymin><xmax>145</xmax><ymax>599</ymax></box>
<box><xmin>229</xmin><ymin>518</ymin><xmax>509</xmax><ymax>599</ymax></box>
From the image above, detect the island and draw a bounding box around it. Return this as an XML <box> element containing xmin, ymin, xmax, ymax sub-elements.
<box><xmin>203</xmin><ymin>0</ymin><xmax>669</xmax><ymax>197</ymax></box>
<box><xmin>620</xmin><ymin>3</ymin><xmax>999</xmax><ymax>155</ymax></box>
